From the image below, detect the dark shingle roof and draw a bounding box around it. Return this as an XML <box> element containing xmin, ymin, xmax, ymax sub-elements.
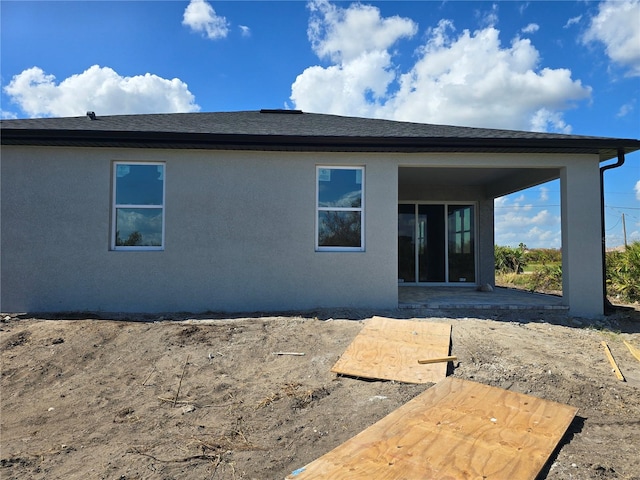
<box><xmin>2</xmin><ymin>110</ymin><xmax>638</xmax><ymax>160</ymax></box>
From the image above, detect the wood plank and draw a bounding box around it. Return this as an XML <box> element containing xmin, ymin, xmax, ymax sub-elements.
<box><xmin>623</xmin><ymin>340</ymin><xmax>640</xmax><ymax>362</ymax></box>
<box><xmin>601</xmin><ymin>341</ymin><xmax>626</xmax><ymax>381</ymax></box>
<box><xmin>331</xmin><ymin>316</ymin><xmax>452</xmax><ymax>384</ymax></box>
<box><xmin>286</xmin><ymin>377</ymin><xmax>578</xmax><ymax>480</ymax></box>
<box><xmin>418</xmin><ymin>355</ymin><xmax>457</xmax><ymax>364</ymax></box>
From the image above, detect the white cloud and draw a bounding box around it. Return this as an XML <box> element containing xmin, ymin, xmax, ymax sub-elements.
<box><xmin>582</xmin><ymin>0</ymin><xmax>640</xmax><ymax>77</ymax></box>
<box><xmin>539</xmin><ymin>186</ymin><xmax>549</xmax><ymax>202</ymax></box>
<box><xmin>620</xmin><ymin>216</ymin><xmax>640</xmax><ymax>244</ymax></box>
<box><xmin>291</xmin><ymin>2</ymin><xmax>591</xmax><ymax>132</ymax></box>
<box><xmin>635</xmin><ymin>180</ymin><xmax>640</xmax><ymax>200</ymax></box>
<box><xmin>607</xmin><ymin>226</ymin><xmax>640</xmax><ymax>247</ymax></box>
<box><xmin>494</xmin><ymin>193</ymin><xmax>561</xmax><ymax>248</ymax></box>
<box><xmin>292</xmin><ymin>1</ymin><xmax>415</xmax><ymax>117</ymax></box>
<box><xmin>521</xmin><ymin>23</ymin><xmax>539</xmax><ymax>34</ymax></box>
<box><xmin>388</xmin><ymin>25</ymin><xmax>591</xmax><ymax>131</ymax></box>
<box><xmin>496</xmin><ymin>206</ymin><xmax>557</xmax><ymax>228</ymax></box>
<box><xmin>307</xmin><ymin>0</ymin><xmax>417</xmax><ymax>63</ymax></box>
<box><xmin>182</xmin><ymin>0</ymin><xmax>229</xmax><ymax>40</ymax></box>
<box><xmin>476</xmin><ymin>3</ymin><xmax>499</xmax><ymax>28</ymax></box>
<box><xmin>239</xmin><ymin>25</ymin><xmax>251</xmax><ymax>37</ymax></box>
<box><xmin>117</xmin><ymin>210</ymin><xmax>163</xmax><ymax>246</ymax></box>
<box><xmin>617</xmin><ymin>100</ymin><xmax>636</xmax><ymax>118</ymax></box>
<box><xmin>494</xmin><ymin>196</ymin><xmax>509</xmax><ymax>209</ymax></box>
<box><xmin>3</xmin><ymin>65</ymin><xmax>200</xmax><ymax>118</ymax></box>
<box><xmin>564</xmin><ymin>15</ymin><xmax>582</xmax><ymax>29</ymax></box>
<box><xmin>1</xmin><ymin>110</ymin><xmax>18</xmax><ymax>119</ymax></box>
<box><xmin>530</xmin><ymin>108</ymin><xmax>572</xmax><ymax>134</ymax></box>
<box><xmin>291</xmin><ymin>50</ymin><xmax>397</xmax><ymax>117</ymax></box>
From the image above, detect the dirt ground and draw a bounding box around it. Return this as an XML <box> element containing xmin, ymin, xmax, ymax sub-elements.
<box><xmin>1</xmin><ymin>303</ymin><xmax>639</xmax><ymax>480</ymax></box>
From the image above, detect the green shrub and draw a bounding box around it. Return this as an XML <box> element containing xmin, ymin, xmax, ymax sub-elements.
<box><xmin>495</xmin><ymin>244</ymin><xmax>527</xmax><ymax>274</ymax></box>
<box><xmin>606</xmin><ymin>242</ymin><xmax>640</xmax><ymax>303</ymax></box>
<box><xmin>495</xmin><ymin>245</ymin><xmax>562</xmax><ymax>293</ymax></box>
<box><xmin>525</xmin><ymin>248</ymin><xmax>562</xmax><ymax>265</ymax></box>
<box><xmin>529</xmin><ymin>264</ymin><xmax>562</xmax><ymax>292</ymax></box>
<box><xmin>495</xmin><ymin>242</ymin><xmax>640</xmax><ymax>302</ymax></box>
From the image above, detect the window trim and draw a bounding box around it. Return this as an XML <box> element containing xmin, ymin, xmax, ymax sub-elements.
<box><xmin>315</xmin><ymin>166</ymin><xmax>365</xmax><ymax>252</ymax></box>
<box><xmin>111</xmin><ymin>161</ymin><xmax>166</xmax><ymax>251</ymax></box>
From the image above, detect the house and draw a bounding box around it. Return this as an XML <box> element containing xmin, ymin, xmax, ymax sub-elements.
<box><xmin>1</xmin><ymin>110</ymin><xmax>639</xmax><ymax>317</ymax></box>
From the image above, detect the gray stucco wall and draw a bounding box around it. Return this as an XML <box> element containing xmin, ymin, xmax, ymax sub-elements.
<box><xmin>560</xmin><ymin>160</ymin><xmax>604</xmax><ymax>317</ymax></box>
<box><xmin>1</xmin><ymin>147</ymin><xmax>605</xmax><ymax>316</ymax></box>
<box><xmin>1</xmin><ymin>147</ymin><xmax>398</xmax><ymax>313</ymax></box>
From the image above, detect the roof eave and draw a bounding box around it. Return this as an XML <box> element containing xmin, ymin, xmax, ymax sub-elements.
<box><xmin>2</xmin><ymin>129</ymin><xmax>639</xmax><ymax>160</ymax></box>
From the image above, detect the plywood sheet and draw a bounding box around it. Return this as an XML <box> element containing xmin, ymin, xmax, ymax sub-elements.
<box><xmin>331</xmin><ymin>316</ymin><xmax>452</xmax><ymax>384</ymax></box>
<box><xmin>286</xmin><ymin>377</ymin><xmax>578</xmax><ymax>480</ymax></box>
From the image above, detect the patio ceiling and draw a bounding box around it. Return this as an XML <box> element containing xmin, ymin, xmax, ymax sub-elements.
<box><xmin>398</xmin><ymin>166</ymin><xmax>561</xmax><ymax>198</ymax></box>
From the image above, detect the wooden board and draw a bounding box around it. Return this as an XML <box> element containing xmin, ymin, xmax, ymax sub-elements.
<box><xmin>331</xmin><ymin>316</ymin><xmax>452</xmax><ymax>384</ymax></box>
<box><xmin>623</xmin><ymin>340</ymin><xmax>640</xmax><ymax>362</ymax></box>
<box><xmin>287</xmin><ymin>377</ymin><xmax>578</xmax><ymax>480</ymax></box>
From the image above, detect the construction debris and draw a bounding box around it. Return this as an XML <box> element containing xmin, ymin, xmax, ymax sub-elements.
<box><xmin>331</xmin><ymin>316</ymin><xmax>452</xmax><ymax>384</ymax></box>
<box><xmin>602</xmin><ymin>341</ymin><xmax>626</xmax><ymax>382</ymax></box>
<box><xmin>623</xmin><ymin>340</ymin><xmax>640</xmax><ymax>362</ymax></box>
<box><xmin>417</xmin><ymin>355</ymin><xmax>457</xmax><ymax>364</ymax></box>
<box><xmin>287</xmin><ymin>377</ymin><xmax>578</xmax><ymax>480</ymax></box>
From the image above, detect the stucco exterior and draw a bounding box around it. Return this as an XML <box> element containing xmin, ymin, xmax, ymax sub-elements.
<box><xmin>560</xmin><ymin>160</ymin><xmax>605</xmax><ymax>317</ymax></box>
<box><xmin>0</xmin><ymin>144</ymin><xmax>606</xmax><ymax>316</ymax></box>
<box><xmin>2</xmin><ymin>111</ymin><xmax>638</xmax><ymax>317</ymax></box>
<box><xmin>1</xmin><ymin>146</ymin><xmax>399</xmax><ymax>312</ymax></box>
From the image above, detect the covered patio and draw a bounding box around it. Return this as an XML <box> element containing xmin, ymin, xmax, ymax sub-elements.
<box><xmin>399</xmin><ymin>286</ymin><xmax>567</xmax><ymax>310</ymax></box>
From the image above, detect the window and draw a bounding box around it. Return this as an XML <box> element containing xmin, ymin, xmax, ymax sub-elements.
<box><xmin>112</xmin><ymin>162</ymin><xmax>165</xmax><ymax>250</ymax></box>
<box><xmin>316</xmin><ymin>166</ymin><xmax>364</xmax><ymax>251</ymax></box>
<box><xmin>447</xmin><ymin>205</ymin><xmax>475</xmax><ymax>282</ymax></box>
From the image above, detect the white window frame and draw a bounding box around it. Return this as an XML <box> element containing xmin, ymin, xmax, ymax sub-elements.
<box><xmin>315</xmin><ymin>166</ymin><xmax>365</xmax><ymax>252</ymax></box>
<box><xmin>111</xmin><ymin>161</ymin><xmax>165</xmax><ymax>251</ymax></box>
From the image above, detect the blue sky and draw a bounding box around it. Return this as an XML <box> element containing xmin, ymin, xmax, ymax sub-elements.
<box><xmin>2</xmin><ymin>0</ymin><xmax>639</xmax><ymax>248</ymax></box>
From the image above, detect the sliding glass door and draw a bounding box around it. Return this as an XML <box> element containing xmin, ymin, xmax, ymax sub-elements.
<box><xmin>398</xmin><ymin>203</ymin><xmax>476</xmax><ymax>284</ymax></box>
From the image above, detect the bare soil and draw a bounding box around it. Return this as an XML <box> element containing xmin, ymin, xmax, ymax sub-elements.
<box><xmin>1</xmin><ymin>304</ymin><xmax>639</xmax><ymax>480</ymax></box>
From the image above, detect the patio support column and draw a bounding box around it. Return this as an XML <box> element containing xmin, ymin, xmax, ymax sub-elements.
<box><xmin>560</xmin><ymin>161</ymin><xmax>604</xmax><ymax>317</ymax></box>
<box><xmin>478</xmin><ymin>196</ymin><xmax>495</xmax><ymax>287</ymax></box>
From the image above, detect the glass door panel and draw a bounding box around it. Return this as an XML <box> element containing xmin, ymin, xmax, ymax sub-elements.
<box><xmin>398</xmin><ymin>204</ymin><xmax>416</xmax><ymax>283</ymax></box>
<box><xmin>399</xmin><ymin>203</ymin><xmax>476</xmax><ymax>284</ymax></box>
<box><xmin>447</xmin><ymin>205</ymin><xmax>475</xmax><ymax>283</ymax></box>
<box><xmin>418</xmin><ymin>205</ymin><xmax>446</xmax><ymax>282</ymax></box>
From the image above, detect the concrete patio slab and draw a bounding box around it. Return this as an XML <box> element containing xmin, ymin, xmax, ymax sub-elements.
<box><xmin>399</xmin><ymin>286</ymin><xmax>567</xmax><ymax>310</ymax></box>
